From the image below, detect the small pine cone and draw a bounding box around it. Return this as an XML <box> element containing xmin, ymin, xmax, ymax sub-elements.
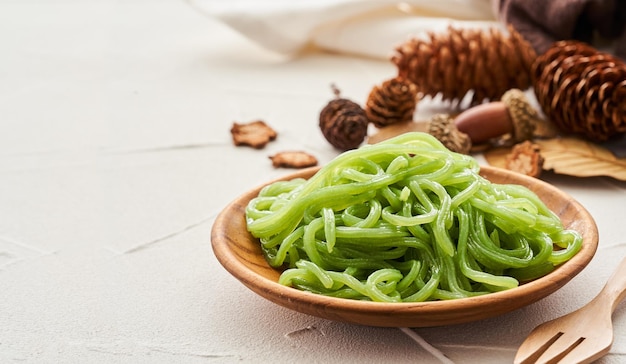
<box><xmin>365</xmin><ymin>77</ymin><xmax>419</xmax><ymax>128</ymax></box>
<box><xmin>392</xmin><ymin>26</ymin><xmax>536</xmax><ymax>106</ymax></box>
<box><xmin>319</xmin><ymin>87</ymin><xmax>368</xmax><ymax>150</ymax></box>
<box><xmin>532</xmin><ymin>40</ymin><xmax>626</xmax><ymax>142</ymax></box>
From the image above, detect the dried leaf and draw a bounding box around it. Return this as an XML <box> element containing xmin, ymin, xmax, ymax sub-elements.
<box><xmin>535</xmin><ymin>138</ymin><xmax>626</xmax><ymax>180</ymax></box>
<box><xmin>483</xmin><ymin>146</ymin><xmax>512</xmax><ymax>169</ymax></box>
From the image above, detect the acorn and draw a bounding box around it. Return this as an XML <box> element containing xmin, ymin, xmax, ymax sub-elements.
<box><xmin>454</xmin><ymin>89</ymin><xmax>539</xmax><ymax>145</ymax></box>
<box><xmin>367</xmin><ymin>115</ymin><xmax>472</xmax><ymax>155</ymax></box>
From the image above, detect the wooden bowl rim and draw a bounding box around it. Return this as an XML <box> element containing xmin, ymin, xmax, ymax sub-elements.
<box><xmin>211</xmin><ymin>165</ymin><xmax>598</xmax><ymax>327</ymax></box>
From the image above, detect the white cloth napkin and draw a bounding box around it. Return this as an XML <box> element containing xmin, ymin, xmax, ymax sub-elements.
<box><xmin>187</xmin><ymin>0</ymin><xmax>501</xmax><ymax>59</ymax></box>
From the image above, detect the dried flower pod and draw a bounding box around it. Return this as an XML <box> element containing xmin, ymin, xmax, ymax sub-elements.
<box><xmin>532</xmin><ymin>40</ymin><xmax>626</xmax><ymax>142</ymax></box>
<box><xmin>428</xmin><ymin>114</ymin><xmax>472</xmax><ymax>154</ymax></box>
<box><xmin>505</xmin><ymin>141</ymin><xmax>544</xmax><ymax>178</ymax></box>
<box><xmin>230</xmin><ymin>120</ymin><xmax>277</xmax><ymax>149</ymax></box>
<box><xmin>269</xmin><ymin>151</ymin><xmax>318</xmax><ymax>169</ymax></box>
<box><xmin>365</xmin><ymin>77</ymin><xmax>419</xmax><ymax>127</ymax></box>
<box><xmin>319</xmin><ymin>85</ymin><xmax>368</xmax><ymax>150</ymax></box>
<box><xmin>392</xmin><ymin>26</ymin><xmax>536</xmax><ymax>105</ymax></box>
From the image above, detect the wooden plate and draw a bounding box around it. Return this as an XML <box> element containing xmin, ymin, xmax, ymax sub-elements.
<box><xmin>211</xmin><ymin>166</ymin><xmax>598</xmax><ymax>327</ymax></box>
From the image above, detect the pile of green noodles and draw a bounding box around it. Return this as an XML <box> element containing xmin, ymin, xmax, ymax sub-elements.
<box><xmin>245</xmin><ymin>132</ymin><xmax>582</xmax><ymax>302</ymax></box>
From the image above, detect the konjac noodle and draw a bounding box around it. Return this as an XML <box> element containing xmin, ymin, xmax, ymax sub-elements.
<box><xmin>245</xmin><ymin>132</ymin><xmax>582</xmax><ymax>302</ymax></box>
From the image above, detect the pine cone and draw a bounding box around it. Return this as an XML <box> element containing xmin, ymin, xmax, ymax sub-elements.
<box><xmin>392</xmin><ymin>26</ymin><xmax>536</xmax><ymax>106</ymax></box>
<box><xmin>532</xmin><ymin>40</ymin><xmax>626</xmax><ymax>142</ymax></box>
<box><xmin>319</xmin><ymin>86</ymin><xmax>368</xmax><ymax>150</ymax></box>
<box><xmin>365</xmin><ymin>77</ymin><xmax>419</xmax><ymax>128</ymax></box>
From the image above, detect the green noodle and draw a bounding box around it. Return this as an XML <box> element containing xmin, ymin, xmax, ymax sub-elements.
<box><xmin>245</xmin><ymin>132</ymin><xmax>582</xmax><ymax>302</ymax></box>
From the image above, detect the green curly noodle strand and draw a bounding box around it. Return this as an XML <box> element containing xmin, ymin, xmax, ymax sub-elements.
<box><xmin>246</xmin><ymin>132</ymin><xmax>582</xmax><ymax>302</ymax></box>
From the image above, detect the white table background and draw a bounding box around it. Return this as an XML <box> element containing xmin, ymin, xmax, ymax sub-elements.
<box><xmin>1</xmin><ymin>1</ymin><xmax>626</xmax><ymax>363</ymax></box>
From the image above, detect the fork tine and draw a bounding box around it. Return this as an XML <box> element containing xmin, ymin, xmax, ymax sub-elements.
<box><xmin>533</xmin><ymin>332</ymin><xmax>584</xmax><ymax>363</ymax></box>
<box><xmin>526</xmin><ymin>333</ymin><xmax>612</xmax><ymax>364</ymax></box>
<box><xmin>514</xmin><ymin>331</ymin><xmax>562</xmax><ymax>364</ymax></box>
<box><xmin>555</xmin><ymin>336</ymin><xmax>612</xmax><ymax>364</ymax></box>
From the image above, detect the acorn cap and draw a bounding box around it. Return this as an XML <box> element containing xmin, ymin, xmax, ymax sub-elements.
<box><xmin>501</xmin><ymin>89</ymin><xmax>539</xmax><ymax>143</ymax></box>
<box><xmin>428</xmin><ymin>114</ymin><xmax>472</xmax><ymax>154</ymax></box>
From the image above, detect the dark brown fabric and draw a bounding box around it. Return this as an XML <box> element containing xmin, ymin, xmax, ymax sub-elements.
<box><xmin>494</xmin><ymin>0</ymin><xmax>626</xmax><ymax>59</ymax></box>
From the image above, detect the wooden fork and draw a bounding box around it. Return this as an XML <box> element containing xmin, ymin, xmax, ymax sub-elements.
<box><xmin>514</xmin><ymin>256</ymin><xmax>626</xmax><ymax>364</ymax></box>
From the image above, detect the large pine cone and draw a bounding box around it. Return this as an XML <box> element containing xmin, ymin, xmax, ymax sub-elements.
<box><xmin>532</xmin><ymin>40</ymin><xmax>626</xmax><ymax>142</ymax></box>
<box><xmin>365</xmin><ymin>77</ymin><xmax>419</xmax><ymax>128</ymax></box>
<box><xmin>319</xmin><ymin>98</ymin><xmax>368</xmax><ymax>150</ymax></box>
<box><xmin>392</xmin><ymin>26</ymin><xmax>536</xmax><ymax>106</ymax></box>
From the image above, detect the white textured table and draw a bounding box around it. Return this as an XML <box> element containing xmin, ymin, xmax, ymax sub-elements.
<box><xmin>1</xmin><ymin>1</ymin><xmax>626</xmax><ymax>363</ymax></box>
